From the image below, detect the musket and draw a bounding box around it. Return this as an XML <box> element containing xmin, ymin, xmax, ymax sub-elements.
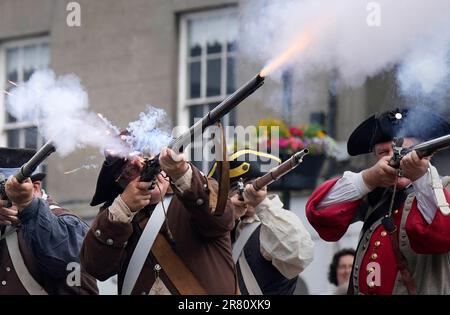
<box><xmin>1</xmin><ymin>140</ymin><xmax>56</xmax><ymax>206</ymax></box>
<box><xmin>117</xmin><ymin>74</ymin><xmax>265</xmax><ymax>188</ymax></box>
<box><xmin>389</xmin><ymin>134</ymin><xmax>450</xmax><ymax>168</ymax></box>
<box><xmin>237</xmin><ymin>149</ymin><xmax>309</xmax><ymax>198</ymax></box>
<box><xmin>14</xmin><ymin>141</ymin><xmax>56</xmax><ymax>182</ymax></box>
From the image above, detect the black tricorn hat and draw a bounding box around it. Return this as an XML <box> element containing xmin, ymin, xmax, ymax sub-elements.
<box><xmin>208</xmin><ymin>149</ymin><xmax>281</xmax><ymax>187</ymax></box>
<box><xmin>347</xmin><ymin>107</ymin><xmax>450</xmax><ymax>156</ymax></box>
<box><xmin>90</xmin><ymin>155</ymin><xmax>127</xmax><ymax>206</ymax></box>
<box><xmin>0</xmin><ymin>147</ymin><xmax>46</xmax><ymax>182</ymax></box>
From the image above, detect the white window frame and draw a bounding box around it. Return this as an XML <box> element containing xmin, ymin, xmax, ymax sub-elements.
<box><xmin>178</xmin><ymin>7</ymin><xmax>238</xmax><ymax>172</ymax></box>
<box><xmin>178</xmin><ymin>7</ymin><xmax>238</xmax><ymax>127</ymax></box>
<box><xmin>0</xmin><ymin>36</ymin><xmax>49</xmax><ymax>148</ymax></box>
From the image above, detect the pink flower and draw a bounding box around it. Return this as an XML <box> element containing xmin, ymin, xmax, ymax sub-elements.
<box><xmin>289</xmin><ymin>137</ymin><xmax>304</xmax><ymax>151</ymax></box>
<box><xmin>279</xmin><ymin>138</ymin><xmax>289</xmax><ymax>148</ymax></box>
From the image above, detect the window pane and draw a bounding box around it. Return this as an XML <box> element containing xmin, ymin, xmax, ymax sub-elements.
<box><xmin>7</xmin><ymin>113</ymin><xmax>17</xmax><ymax>123</ymax></box>
<box><xmin>23</xmin><ymin>45</ymin><xmax>37</xmax><ymax>81</ymax></box>
<box><xmin>25</xmin><ymin>127</ymin><xmax>38</xmax><ymax>149</ymax></box>
<box><xmin>7</xmin><ymin>130</ymin><xmax>20</xmax><ymax>148</ymax></box>
<box><xmin>190</xmin><ymin>44</ymin><xmax>202</xmax><ymax>57</ymax></box>
<box><xmin>207</xmin><ymin>59</ymin><xmax>221</xmax><ymax>97</ymax></box>
<box><xmin>227</xmin><ymin>57</ymin><xmax>235</xmax><ymax>94</ymax></box>
<box><xmin>6</xmin><ymin>48</ymin><xmax>19</xmax><ymax>83</ymax></box>
<box><xmin>227</xmin><ymin>40</ymin><xmax>237</xmax><ymax>53</ymax></box>
<box><xmin>189</xmin><ymin>104</ymin><xmax>204</xmax><ymax>126</ymax></box>
<box><xmin>190</xmin><ymin>147</ymin><xmax>202</xmax><ymax>170</ymax></box>
<box><xmin>39</xmin><ymin>43</ymin><xmax>50</xmax><ymax>69</ymax></box>
<box><xmin>207</xmin><ymin>41</ymin><xmax>222</xmax><ymax>54</ymax></box>
<box><xmin>189</xmin><ymin>61</ymin><xmax>201</xmax><ymax>99</ymax></box>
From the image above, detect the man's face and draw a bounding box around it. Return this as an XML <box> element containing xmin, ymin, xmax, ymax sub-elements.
<box><xmin>373</xmin><ymin>137</ymin><xmax>418</xmax><ymax>188</ymax></box>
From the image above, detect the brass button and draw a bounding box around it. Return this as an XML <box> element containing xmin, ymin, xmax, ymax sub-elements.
<box><xmin>394</xmin><ymin>209</ymin><xmax>399</xmax><ymax>214</ymax></box>
<box><xmin>1</xmin><ymin>281</ymin><xmax>6</xmax><ymax>286</ymax></box>
<box><xmin>196</xmin><ymin>198</ymin><xmax>204</xmax><ymax>206</ymax></box>
<box><xmin>95</xmin><ymin>229</ymin><xmax>101</xmax><ymax>237</ymax></box>
<box><xmin>374</xmin><ymin>241</ymin><xmax>381</xmax><ymax>247</ymax></box>
<box><xmin>6</xmin><ymin>267</ymin><xmax>11</xmax><ymax>272</ymax></box>
<box><xmin>371</xmin><ymin>253</ymin><xmax>378</xmax><ymax>260</ymax></box>
<box><xmin>381</xmin><ymin>231</ymin><xmax>387</xmax><ymax>237</ymax></box>
<box><xmin>368</xmin><ymin>281</ymin><xmax>375</xmax><ymax>288</ymax></box>
<box><xmin>106</xmin><ymin>239</ymin><xmax>114</xmax><ymax>246</ymax></box>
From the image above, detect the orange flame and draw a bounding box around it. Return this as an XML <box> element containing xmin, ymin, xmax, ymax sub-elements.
<box><xmin>259</xmin><ymin>16</ymin><xmax>331</xmax><ymax>77</ymax></box>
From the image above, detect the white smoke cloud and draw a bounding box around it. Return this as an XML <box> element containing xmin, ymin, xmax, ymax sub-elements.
<box><xmin>124</xmin><ymin>106</ymin><xmax>172</xmax><ymax>157</ymax></box>
<box><xmin>6</xmin><ymin>70</ymin><xmax>128</xmax><ymax>156</ymax></box>
<box><xmin>6</xmin><ymin>70</ymin><xmax>172</xmax><ymax>158</ymax></box>
<box><xmin>240</xmin><ymin>0</ymin><xmax>450</xmax><ymax>99</ymax></box>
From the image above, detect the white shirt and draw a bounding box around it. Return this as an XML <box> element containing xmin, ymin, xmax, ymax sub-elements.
<box><xmin>236</xmin><ymin>194</ymin><xmax>315</xmax><ymax>279</ymax></box>
<box><xmin>318</xmin><ymin>168</ymin><xmax>439</xmax><ymax>224</ymax></box>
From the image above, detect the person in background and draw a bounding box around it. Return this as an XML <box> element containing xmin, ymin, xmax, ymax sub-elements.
<box><xmin>328</xmin><ymin>248</ymin><xmax>355</xmax><ymax>294</ymax></box>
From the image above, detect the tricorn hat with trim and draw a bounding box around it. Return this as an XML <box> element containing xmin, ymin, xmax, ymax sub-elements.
<box><xmin>208</xmin><ymin>149</ymin><xmax>281</xmax><ymax>187</ymax></box>
<box><xmin>0</xmin><ymin>147</ymin><xmax>46</xmax><ymax>182</ymax></box>
<box><xmin>347</xmin><ymin>107</ymin><xmax>450</xmax><ymax>156</ymax></box>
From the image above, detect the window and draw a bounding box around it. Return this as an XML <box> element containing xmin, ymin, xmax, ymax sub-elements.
<box><xmin>1</xmin><ymin>38</ymin><xmax>49</xmax><ymax>149</ymax></box>
<box><xmin>178</xmin><ymin>8</ymin><xmax>238</xmax><ymax>172</ymax></box>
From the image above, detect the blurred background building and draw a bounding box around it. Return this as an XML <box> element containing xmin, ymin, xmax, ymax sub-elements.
<box><xmin>1</xmin><ymin>0</ymin><xmax>449</xmax><ymax>294</ymax></box>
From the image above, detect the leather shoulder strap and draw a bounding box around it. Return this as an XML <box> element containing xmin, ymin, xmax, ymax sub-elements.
<box><xmin>152</xmin><ymin>234</ymin><xmax>207</xmax><ymax>295</ymax></box>
<box><xmin>122</xmin><ymin>197</ymin><xmax>170</xmax><ymax>295</ymax></box>
<box><xmin>232</xmin><ymin>221</ymin><xmax>261</xmax><ymax>264</ymax></box>
<box><xmin>5</xmin><ymin>228</ymin><xmax>48</xmax><ymax>295</ymax></box>
<box><xmin>238</xmin><ymin>254</ymin><xmax>263</xmax><ymax>295</ymax></box>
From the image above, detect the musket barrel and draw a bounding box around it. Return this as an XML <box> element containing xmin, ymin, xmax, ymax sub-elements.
<box><xmin>409</xmin><ymin>134</ymin><xmax>450</xmax><ymax>158</ymax></box>
<box><xmin>136</xmin><ymin>74</ymin><xmax>265</xmax><ymax>184</ymax></box>
<box><xmin>253</xmin><ymin>149</ymin><xmax>309</xmax><ymax>190</ymax></box>
<box><xmin>14</xmin><ymin>140</ymin><xmax>56</xmax><ymax>182</ymax></box>
<box><xmin>170</xmin><ymin>74</ymin><xmax>265</xmax><ymax>153</ymax></box>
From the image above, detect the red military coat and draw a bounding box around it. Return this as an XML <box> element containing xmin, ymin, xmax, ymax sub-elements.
<box><xmin>306</xmin><ymin>178</ymin><xmax>450</xmax><ymax>295</ymax></box>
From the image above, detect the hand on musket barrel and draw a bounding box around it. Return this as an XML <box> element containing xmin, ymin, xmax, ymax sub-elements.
<box><xmin>5</xmin><ymin>176</ymin><xmax>33</xmax><ymax>212</ymax></box>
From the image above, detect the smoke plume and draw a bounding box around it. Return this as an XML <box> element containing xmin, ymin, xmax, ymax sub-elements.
<box><xmin>240</xmin><ymin>0</ymin><xmax>450</xmax><ymax>111</ymax></box>
<box><xmin>6</xmin><ymin>70</ymin><xmax>172</xmax><ymax>157</ymax></box>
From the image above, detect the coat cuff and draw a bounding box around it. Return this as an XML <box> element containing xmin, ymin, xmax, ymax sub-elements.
<box><xmin>90</xmin><ymin>209</ymin><xmax>133</xmax><ymax>248</ymax></box>
<box><xmin>108</xmin><ymin>195</ymin><xmax>137</xmax><ymax>223</ymax></box>
<box><xmin>172</xmin><ymin>164</ymin><xmax>193</xmax><ymax>194</ymax></box>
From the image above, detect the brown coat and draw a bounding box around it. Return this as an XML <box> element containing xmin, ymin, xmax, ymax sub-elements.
<box><xmin>81</xmin><ymin>166</ymin><xmax>237</xmax><ymax>295</ymax></box>
<box><xmin>0</xmin><ymin>204</ymin><xmax>98</xmax><ymax>295</ymax></box>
